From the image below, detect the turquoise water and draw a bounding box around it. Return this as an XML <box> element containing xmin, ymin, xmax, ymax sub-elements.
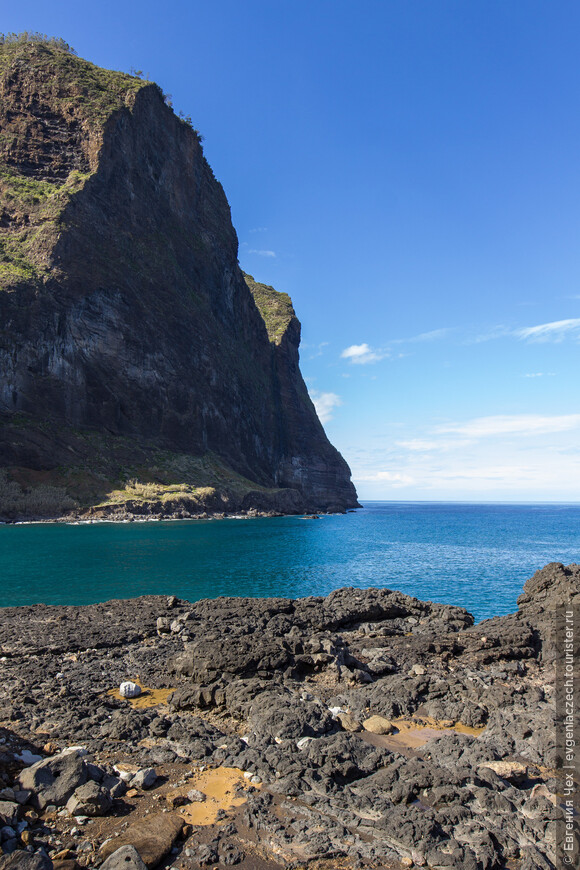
<box><xmin>0</xmin><ymin>502</ymin><xmax>578</xmax><ymax>621</ymax></box>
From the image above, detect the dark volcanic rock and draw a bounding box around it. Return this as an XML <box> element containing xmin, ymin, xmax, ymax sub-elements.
<box><xmin>0</xmin><ymin>40</ymin><xmax>358</xmax><ymax>518</ymax></box>
<box><xmin>17</xmin><ymin>752</ymin><xmax>88</xmax><ymax>810</ymax></box>
<box><xmin>0</xmin><ymin>854</ymin><xmax>52</xmax><ymax>870</ymax></box>
<box><xmin>0</xmin><ymin>564</ymin><xmax>576</xmax><ymax>868</ymax></box>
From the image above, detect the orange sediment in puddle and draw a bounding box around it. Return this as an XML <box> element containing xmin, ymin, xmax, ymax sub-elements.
<box><xmin>394</xmin><ymin>716</ymin><xmax>485</xmax><ymax>736</ymax></box>
<box><xmin>361</xmin><ymin>717</ymin><xmax>487</xmax><ymax>752</ymax></box>
<box><xmin>387</xmin><ymin>716</ymin><xmax>486</xmax><ymax>748</ymax></box>
<box><xmin>454</xmin><ymin>721</ymin><xmax>486</xmax><ymax>737</ymax></box>
<box><xmin>107</xmin><ymin>680</ymin><xmax>175</xmax><ymax>708</ymax></box>
<box><xmin>173</xmin><ymin>767</ymin><xmax>254</xmax><ymax>826</ymax></box>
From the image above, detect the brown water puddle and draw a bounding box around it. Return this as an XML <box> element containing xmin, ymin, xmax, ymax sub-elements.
<box><xmin>172</xmin><ymin>767</ymin><xmax>254</xmax><ymax>826</ymax></box>
<box><xmin>362</xmin><ymin>716</ymin><xmax>486</xmax><ymax>753</ymax></box>
<box><xmin>107</xmin><ymin>680</ymin><xmax>175</xmax><ymax>709</ymax></box>
<box><xmin>395</xmin><ymin>717</ymin><xmax>484</xmax><ymax>747</ymax></box>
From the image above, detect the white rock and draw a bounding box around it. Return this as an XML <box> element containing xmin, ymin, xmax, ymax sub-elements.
<box><xmin>15</xmin><ymin>750</ymin><xmax>43</xmax><ymax>766</ymax></box>
<box><xmin>119</xmin><ymin>681</ymin><xmax>141</xmax><ymax>699</ymax></box>
<box><xmin>117</xmin><ymin>770</ymin><xmax>134</xmax><ymax>783</ymax></box>
<box><xmin>132</xmin><ymin>768</ymin><xmax>157</xmax><ymax>789</ymax></box>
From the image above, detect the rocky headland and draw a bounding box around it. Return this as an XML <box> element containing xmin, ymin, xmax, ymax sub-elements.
<box><xmin>0</xmin><ymin>37</ymin><xmax>358</xmax><ymax>521</ymax></box>
<box><xmin>0</xmin><ymin>562</ymin><xmax>577</xmax><ymax>870</ymax></box>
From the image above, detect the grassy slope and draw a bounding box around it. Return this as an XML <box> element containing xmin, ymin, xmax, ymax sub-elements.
<box><xmin>243</xmin><ymin>273</ymin><xmax>295</xmax><ymax>345</ymax></box>
<box><xmin>0</xmin><ymin>41</ymin><xmax>148</xmax><ymax>286</ymax></box>
<box><xmin>0</xmin><ymin>40</ymin><xmax>146</xmax><ymax>124</ymax></box>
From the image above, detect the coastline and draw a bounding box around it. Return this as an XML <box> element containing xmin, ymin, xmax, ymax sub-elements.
<box><xmin>0</xmin><ymin>506</ymin><xmax>345</xmax><ymax>526</ymax></box>
<box><xmin>0</xmin><ymin>563</ymin><xmax>576</xmax><ymax>869</ymax></box>
<box><xmin>0</xmin><ymin>480</ymin><xmax>358</xmax><ymax>526</ymax></box>
<box><xmin>2</xmin><ymin>503</ymin><xmax>578</xmax><ymax>620</ymax></box>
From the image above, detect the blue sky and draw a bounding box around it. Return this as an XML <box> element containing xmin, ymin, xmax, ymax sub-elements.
<box><xmin>6</xmin><ymin>1</ymin><xmax>580</xmax><ymax>500</ymax></box>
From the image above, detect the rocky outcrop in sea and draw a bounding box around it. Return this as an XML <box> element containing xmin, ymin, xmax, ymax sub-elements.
<box><xmin>0</xmin><ymin>562</ymin><xmax>577</xmax><ymax>870</ymax></box>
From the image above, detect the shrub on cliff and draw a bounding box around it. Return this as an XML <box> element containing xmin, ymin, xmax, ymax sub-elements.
<box><xmin>0</xmin><ymin>32</ymin><xmax>76</xmax><ymax>53</ymax></box>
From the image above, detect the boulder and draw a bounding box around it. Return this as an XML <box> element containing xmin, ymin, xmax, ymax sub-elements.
<box><xmin>337</xmin><ymin>712</ymin><xmax>362</xmax><ymax>732</ymax></box>
<box><xmin>0</xmin><ymin>853</ymin><xmax>52</xmax><ymax>870</ymax></box>
<box><xmin>17</xmin><ymin>754</ymin><xmax>88</xmax><ymax>810</ymax></box>
<box><xmin>102</xmin><ymin>775</ymin><xmax>126</xmax><ymax>799</ymax></box>
<box><xmin>66</xmin><ymin>781</ymin><xmax>113</xmax><ymax>816</ymax></box>
<box><xmin>478</xmin><ymin>760</ymin><xmax>528</xmax><ymax>782</ymax></box>
<box><xmin>0</xmin><ymin>803</ymin><xmax>19</xmax><ymax>826</ymax></box>
<box><xmin>99</xmin><ymin>813</ymin><xmax>184</xmax><ymax>868</ymax></box>
<box><xmin>132</xmin><ymin>769</ymin><xmax>157</xmax><ymax>790</ymax></box>
<box><xmin>362</xmin><ymin>715</ymin><xmax>394</xmax><ymax>735</ymax></box>
<box><xmin>100</xmin><ymin>846</ymin><xmax>147</xmax><ymax>870</ymax></box>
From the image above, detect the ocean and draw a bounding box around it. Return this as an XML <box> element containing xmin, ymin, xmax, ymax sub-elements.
<box><xmin>0</xmin><ymin>501</ymin><xmax>578</xmax><ymax>622</ymax></box>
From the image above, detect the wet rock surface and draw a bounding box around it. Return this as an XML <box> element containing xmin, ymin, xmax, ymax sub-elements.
<box><xmin>0</xmin><ymin>562</ymin><xmax>577</xmax><ymax>869</ymax></box>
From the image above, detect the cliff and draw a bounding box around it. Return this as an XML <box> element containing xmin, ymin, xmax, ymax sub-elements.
<box><xmin>0</xmin><ymin>39</ymin><xmax>358</xmax><ymax>519</ymax></box>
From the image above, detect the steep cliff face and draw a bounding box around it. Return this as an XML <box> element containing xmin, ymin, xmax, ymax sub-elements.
<box><xmin>244</xmin><ymin>274</ymin><xmax>357</xmax><ymax>510</ymax></box>
<box><xmin>0</xmin><ymin>40</ymin><xmax>358</xmax><ymax>517</ymax></box>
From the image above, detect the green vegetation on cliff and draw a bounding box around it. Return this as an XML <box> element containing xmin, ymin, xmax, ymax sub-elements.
<box><xmin>244</xmin><ymin>273</ymin><xmax>295</xmax><ymax>344</ymax></box>
<box><xmin>0</xmin><ymin>40</ymin><xmax>150</xmax><ymax>288</ymax></box>
<box><xmin>0</xmin><ymin>166</ymin><xmax>91</xmax><ymax>285</ymax></box>
<box><xmin>0</xmin><ymin>38</ymin><xmax>148</xmax><ymax>127</ymax></box>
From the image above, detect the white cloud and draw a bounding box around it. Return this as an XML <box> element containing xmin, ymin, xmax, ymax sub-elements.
<box><xmin>248</xmin><ymin>249</ymin><xmax>276</xmax><ymax>258</ymax></box>
<box><xmin>309</xmin><ymin>390</ymin><xmax>342</xmax><ymax>424</ymax></box>
<box><xmin>523</xmin><ymin>372</ymin><xmax>555</xmax><ymax>378</ymax></box>
<box><xmin>470</xmin><ymin>325</ymin><xmax>512</xmax><ymax>344</ymax></box>
<box><xmin>407</xmin><ymin>328</ymin><xmax>451</xmax><ymax>343</ymax></box>
<box><xmin>249</xmin><ymin>227</ymin><xmax>268</xmax><ymax>233</ymax></box>
<box><xmin>357</xmin><ymin>470</ymin><xmax>415</xmax><ymax>485</ymax></box>
<box><xmin>341</xmin><ymin>343</ymin><xmax>389</xmax><ymax>364</ymax></box>
<box><xmin>350</xmin><ymin>413</ymin><xmax>580</xmax><ymax>499</ymax></box>
<box><xmin>389</xmin><ymin>327</ymin><xmax>451</xmax><ymax>344</ymax></box>
<box><xmin>396</xmin><ymin>438</ymin><xmax>472</xmax><ymax>452</ymax></box>
<box><xmin>396</xmin><ymin>439</ymin><xmax>440</xmax><ymax>451</ymax></box>
<box><xmin>516</xmin><ymin>318</ymin><xmax>580</xmax><ymax>342</ymax></box>
<box><xmin>435</xmin><ymin>414</ymin><xmax>580</xmax><ymax>438</ymax></box>
<box><xmin>352</xmin><ymin>445</ymin><xmax>580</xmax><ymax>499</ymax></box>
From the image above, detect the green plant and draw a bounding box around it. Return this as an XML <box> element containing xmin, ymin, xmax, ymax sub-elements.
<box><xmin>244</xmin><ymin>273</ymin><xmax>295</xmax><ymax>344</ymax></box>
<box><xmin>0</xmin><ymin>32</ymin><xmax>76</xmax><ymax>53</ymax></box>
<box><xmin>0</xmin><ymin>470</ymin><xmax>78</xmax><ymax>517</ymax></box>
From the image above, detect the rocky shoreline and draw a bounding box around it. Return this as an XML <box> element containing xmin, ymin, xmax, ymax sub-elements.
<box><xmin>0</xmin><ymin>483</ymin><xmax>354</xmax><ymax>525</ymax></box>
<box><xmin>2</xmin><ymin>509</ymin><xmax>335</xmax><ymax>526</ymax></box>
<box><xmin>0</xmin><ymin>563</ymin><xmax>577</xmax><ymax>870</ymax></box>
